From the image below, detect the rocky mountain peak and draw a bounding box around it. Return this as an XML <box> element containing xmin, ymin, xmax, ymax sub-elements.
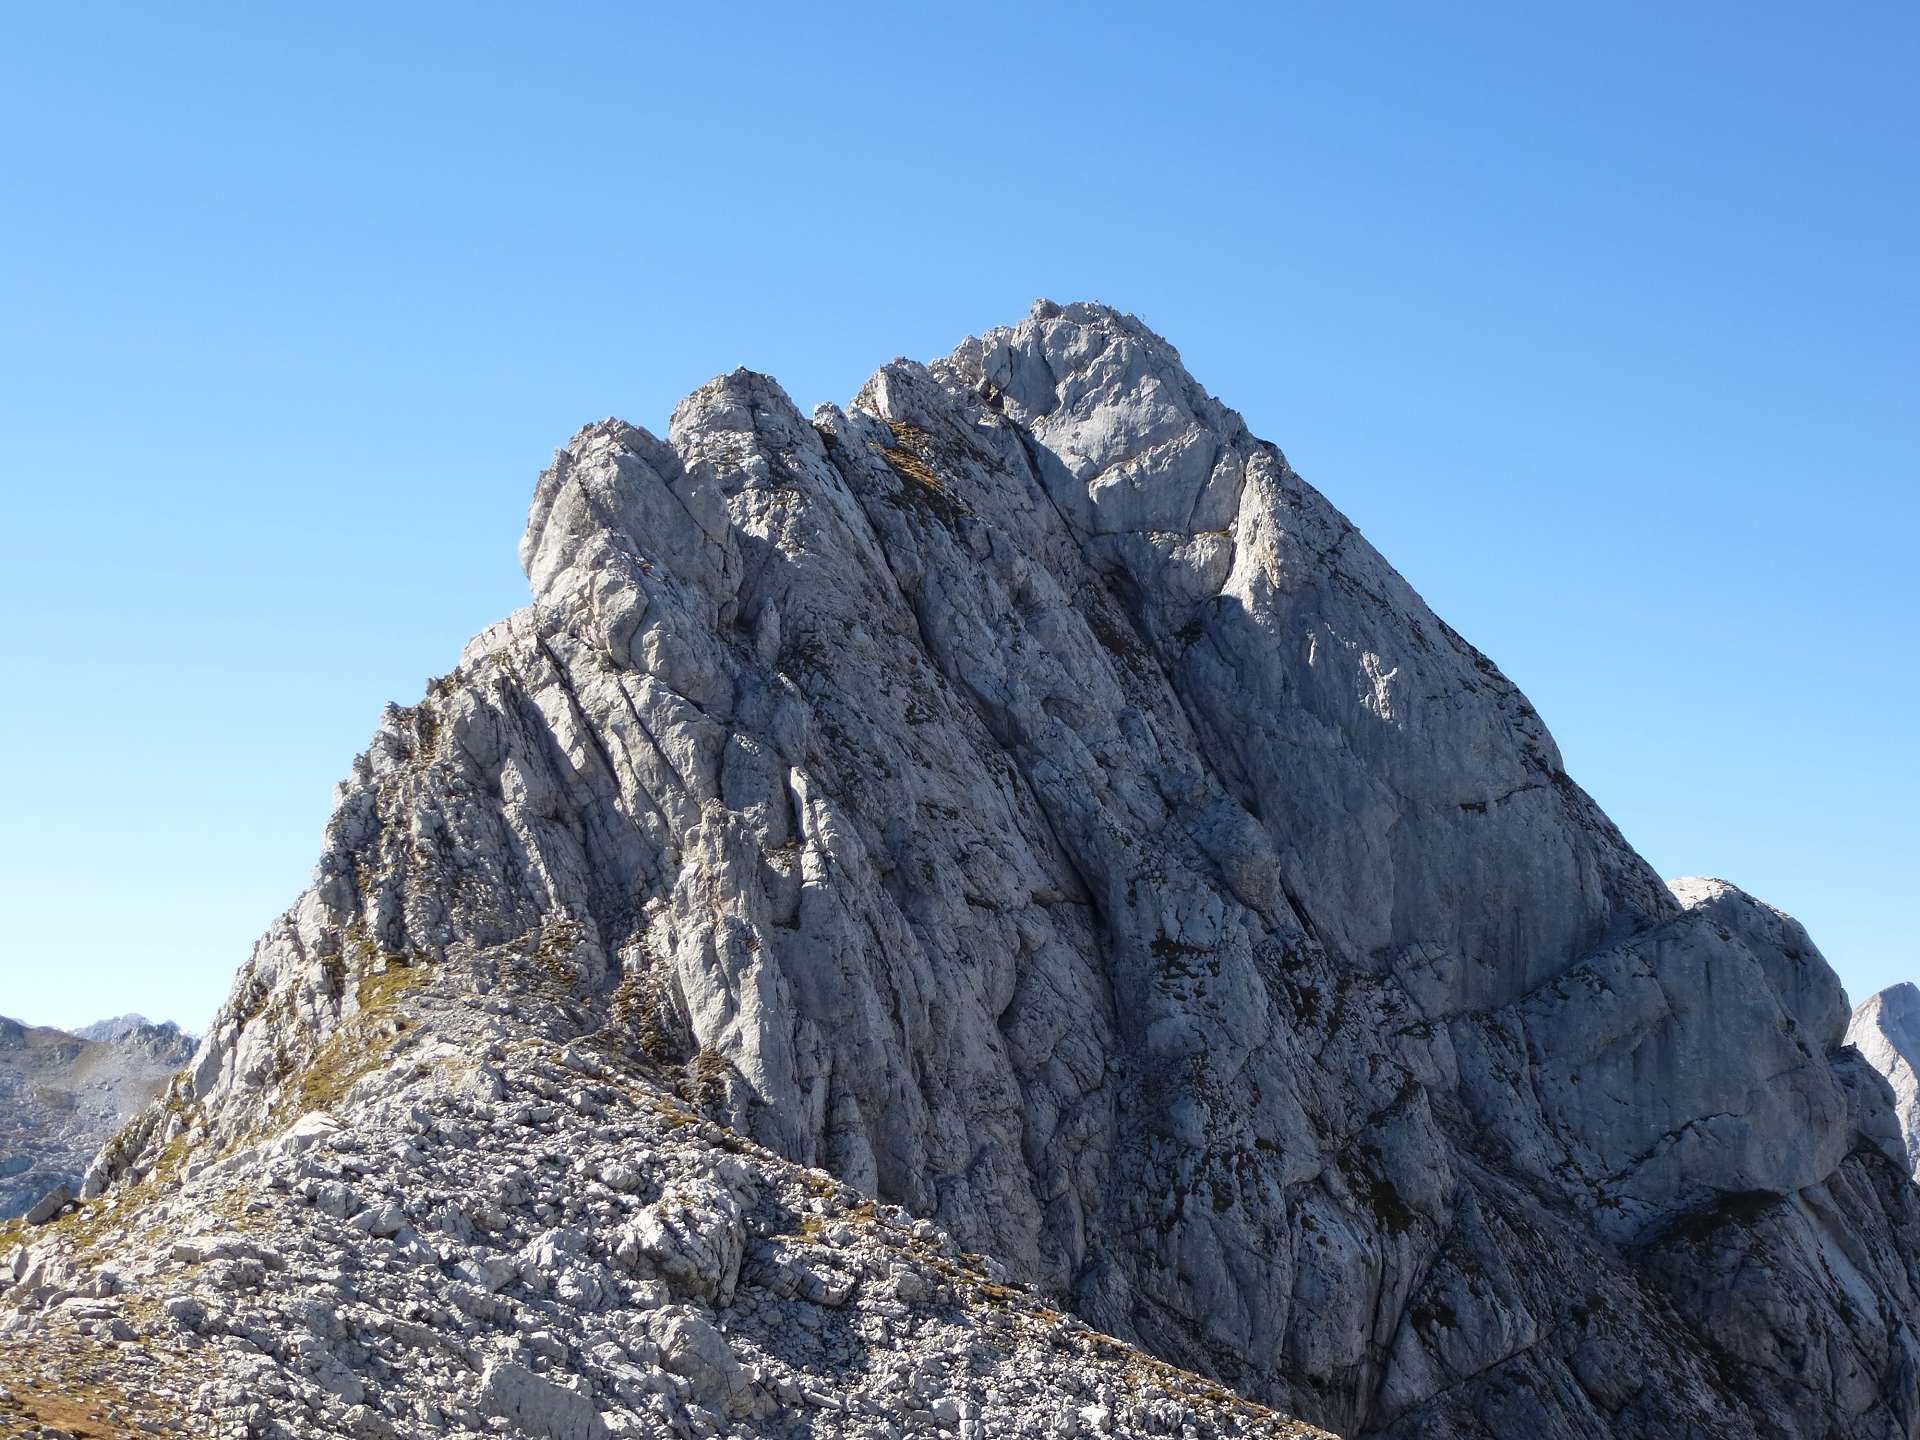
<box><xmin>4</xmin><ymin>304</ymin><xmax>1916</xmax><ymax>1439</ymax></box>
<box><xmin>75</xmin><ymin>1015</ymin><xmax>154</xmax><ymax>1044</ymax></box>
<box><xmin>1860</xmin><ymin>980</ymin><xmax>1920</xmax><ymax>1029</ymax></box>
<box><xmin>1847</xmin><ymin>982</ymin><xmax>1920</xmax><ymax>1181</ymax></box>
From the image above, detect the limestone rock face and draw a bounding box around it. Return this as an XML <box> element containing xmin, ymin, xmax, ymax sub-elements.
<box><xmin>2</xmin><ymin>997</ymin><xmax>1329</xmax><ymax>1439</ymax></box>
<box><xmin>1848</xmin><ymin>983</ymin><xmax>1920</xmax><ymax>1179</ymax></box>
<box><xmin>13</xmin><ymin>302</ymin><xmax>1918</xmax><ymax>1440</ymax></box>
<box><xmin>0</xmin><ymin>1015</ymin><xmax>193</xmax><ymax>1219</ymax></box>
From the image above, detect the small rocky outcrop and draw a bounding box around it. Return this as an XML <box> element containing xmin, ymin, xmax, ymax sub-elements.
<box><xmin>3</xmin><ymin>302</ymin><xmax>1914</xmax><ymax>1439</ymax></box>
<box><xmin>0</xmin><ymin>1015</ymin><xmax>194</xmax><ymax>1219</ymax></box>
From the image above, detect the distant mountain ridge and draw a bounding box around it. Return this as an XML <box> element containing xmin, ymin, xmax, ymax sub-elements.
<box><xmin>73</xmin><ymin>1013</ymin><xmax>187</xmax><ymax>1045</ymax></box>
<box><xmin>0</xmin><ymin>1012</ymin><xmax>195</xmax><ymax>1219</ymax></box>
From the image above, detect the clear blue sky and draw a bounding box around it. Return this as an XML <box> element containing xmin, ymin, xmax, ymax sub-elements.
<box><xmin>2</xmin><ymin>3</ymin><xmax>1913</xmax><ymax>1032</ymax></box>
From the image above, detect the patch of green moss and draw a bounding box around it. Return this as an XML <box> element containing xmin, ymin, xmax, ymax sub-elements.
<box><xmin>276</xmin><ymin>962</ymin><xmax>425</xmax><ymax>1118</ymax></box>
<box><xmin>876</xmin><ymin>421</ymin><xmax>971</xmax><ymax>526</ymax></box>
<box><xmin>235</xmin><ymin>947</ymin><xmax>431</xmax><ymax>1131</ymax></box>
<box><xmin>528</xmin><ymin>918</ymin><xmax>586</xmax><ymax>990</ymax></box>
<box><xmin>356</xmin><ymin>959</ymin><xmax>424</xmax><ymax>1013</ymax></box>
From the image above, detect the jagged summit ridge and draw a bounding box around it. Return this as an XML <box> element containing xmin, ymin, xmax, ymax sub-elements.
<box><xmin>7</xmin><ymin>302</ymin><xmax>1917</xmax><ymax>1440</ymax></box>
<box><xmin>74</xmin><ymin>1015</ymin><xmax>188</xmax><ymax>1046</ymax></box>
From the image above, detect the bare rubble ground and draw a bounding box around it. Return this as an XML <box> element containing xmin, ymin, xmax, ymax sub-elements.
<box><xmin>0</xmin><ymin>961</ymin><xmax>1330</xmax><ymax>1440</ymax></box>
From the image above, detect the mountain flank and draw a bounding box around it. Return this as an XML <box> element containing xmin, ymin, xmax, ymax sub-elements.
<box><xmin>3</xmin><ymin>302</ymin><xmax>1914</xmax><ymax>1440</ymax></box>
<box><xmin>0</xmin><ymin>1015</ymin><xmax>193</xmax><ymax>1221</ymax></box>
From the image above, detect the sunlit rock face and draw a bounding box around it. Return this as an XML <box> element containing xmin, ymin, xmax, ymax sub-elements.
<box><xmin>31</xmin><ymin>302</ymin><xmax>1920</xmax><ymax>1440</ymax></box>
<box><xmin>1848</xmin><ymin>982</ymin><xmax>1920</xmax><ymax>1180</ymax></box>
